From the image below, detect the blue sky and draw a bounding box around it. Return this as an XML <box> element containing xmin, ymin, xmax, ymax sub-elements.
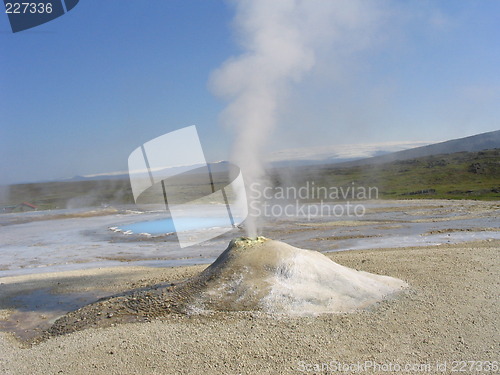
<box><xmin>1</xmin><ymin>0</ymin><xmax>499</xmax><ymax>184</ymax></box>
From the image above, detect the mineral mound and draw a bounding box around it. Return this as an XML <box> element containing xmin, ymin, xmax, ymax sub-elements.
<box><xmin>178</xmin><ymin>237</ymin><xmax>407</xmax><ymax>315</ymax></box>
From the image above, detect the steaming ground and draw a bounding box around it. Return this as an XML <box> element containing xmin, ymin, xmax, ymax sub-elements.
<box><xmin>0</xmin><ymin>200</ymin><xmax>498</xmax><ymax>276</ymax></box>
<box><xmin>0</xmin><ymin>239</ymin><xmax>498</xmax><ymax>374</ymax></box>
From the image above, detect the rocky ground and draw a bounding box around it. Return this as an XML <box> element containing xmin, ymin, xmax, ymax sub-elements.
<box><xmin>0</xmin><ymin>239</ymin><xmax>498</xmax><ymax>374</ymax></box>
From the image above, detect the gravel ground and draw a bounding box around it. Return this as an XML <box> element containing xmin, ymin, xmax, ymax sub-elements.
<box><xmin>0</xmin><ymin>239</ymin><xmax>499</xmax><ymax>374</ymax></box>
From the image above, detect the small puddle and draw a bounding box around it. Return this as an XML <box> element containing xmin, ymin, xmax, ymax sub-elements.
<box><xmin>0</xmin><ymin>288</ymin><xmax>109</xmax><ymax>341</ymax></box>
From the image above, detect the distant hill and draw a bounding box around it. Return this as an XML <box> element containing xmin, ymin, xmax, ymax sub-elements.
<box><xmin>61</xmin><ymin>130</ymin><xmax>500</xmax><ymax>182</ymax></box>
<box><xmin>3</xmin><ymin>132</ymin><xmax>499</xmax><ymax>209</ymax></box>
<box><xmin>337</xmin><ymin>130</ymin><xmax>500</xmax><ymax>167</ymax></box>
<box><xmin>279</xmin><ymin>148</ymin><xmax>500</xmax><ymax>200</ymax></box>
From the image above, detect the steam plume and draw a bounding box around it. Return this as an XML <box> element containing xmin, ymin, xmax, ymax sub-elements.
<box><xmin>211</xmin><ymin>0</ymin><xmax>381</xmax><ymax>236</ymax></box>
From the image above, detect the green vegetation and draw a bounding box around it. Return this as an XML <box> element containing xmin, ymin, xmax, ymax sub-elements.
<box><xmin>2</xmin><ymin>149</ymin><xmax>499</xmax><ymax>211</ymax></box>
<box><xmin>1</xmin><ymin>179</ymin><xmax>134</xmax><ymax>210</ymax></box>
<box><xmin>0</xmin><ymin>167</ymin><xmax>235</xmax><ymax>210</ymax></box>
<box><xmin>280</xmin><ymin>149</ymin><xmax>500</xmax><ymax>201</ymax></box>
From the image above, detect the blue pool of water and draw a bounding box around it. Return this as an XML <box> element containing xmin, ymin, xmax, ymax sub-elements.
<box><xmin>119</xmin><ymin>217</ymin><xmax>231</xmax><ymax>235</ymax></box>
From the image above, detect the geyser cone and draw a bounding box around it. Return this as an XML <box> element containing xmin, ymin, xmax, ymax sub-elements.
<box><xmin>42</xmin><ymin>237</ymin><xmax>407</xmax><ymax>340</ymax></box>
<box><xmin>179</xmin><ymin>237</ymin><xmax>407</xmax><ymax>315</ymax></box>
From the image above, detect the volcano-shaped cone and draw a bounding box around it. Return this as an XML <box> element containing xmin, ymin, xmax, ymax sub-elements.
<box><xmin>178</xmin><ymin>237</ymin><xmax>407</xmax><ymax>315</ymax></box>
<box><xmin>41</xmin><ymin>237</ymin><xmax>408</xmax><ymax>340</ymax></box>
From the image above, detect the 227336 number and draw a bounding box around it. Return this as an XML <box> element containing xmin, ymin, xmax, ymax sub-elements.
<box><xmin>5</xmin><ymin>2</ymin><xmax>53</xmax><ymax>14</ymax></box>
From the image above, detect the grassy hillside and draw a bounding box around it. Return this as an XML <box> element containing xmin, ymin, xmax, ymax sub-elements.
<box><xmin>1</xmin><ymin>179</ymin><xmax>134</xmax><ymax>210</ymax></box>
<box><xmin>2</xmin><ymin>149</ymin><xmax>499</xmax><ymax>211</ymax></box>
<box><xmin>0</xmin><ymin>166</ymin><xmax>236</xmax><ymax>210</ymax></box>
<box><xmin>281</xmin><ymin>149</ymin><xmax>500</xmax><ymax>200</ymax></box>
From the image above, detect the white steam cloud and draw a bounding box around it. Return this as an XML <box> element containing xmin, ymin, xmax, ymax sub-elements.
<box><xmin>211</xmin><ymin>0</ymin><xmax>385</xmax><ymax>236</ymax></box>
